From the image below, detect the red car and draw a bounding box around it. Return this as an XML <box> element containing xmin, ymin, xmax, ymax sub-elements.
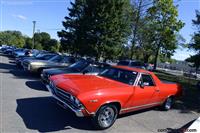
<box><xmin>47</xmin><ymin>66</ymin><xmax>182</xmax><ymax>129</ymax></box>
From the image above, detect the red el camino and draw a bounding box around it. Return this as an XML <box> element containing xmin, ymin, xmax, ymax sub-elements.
<box><xmin>47</xmin><ymin>65</ymin><xmax>182</xmax><ymax>129</ymax></box>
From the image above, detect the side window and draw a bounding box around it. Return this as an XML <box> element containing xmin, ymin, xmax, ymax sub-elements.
<box><xmin>84</xmin><ymin>65</ymin><xmax>94</xmax><ymax>72</ymax></box>
<box><xmin>140</xmin><ymin>74</ymin><xmax>155</xmax><ymax>86</ymax></box>
<box><xmin>54</xmin><ymin>57</ymin><xmax>63</xmax><ymax>62</ymax></box>
<box><xmin>61</xmin><ymin>57</ymin><xmax>69</xmax><ymax>63</ymax></box>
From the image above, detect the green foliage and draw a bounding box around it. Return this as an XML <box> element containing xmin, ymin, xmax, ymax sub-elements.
<box><xmin>146</xmin><ymin>0</ymin><xmax>184</xmax><ymax>69</ymax></box>
<box><xmin>58</xmin><ymin>0</ymin><xmax>132</xmax><ymax>60</ymax></box>
<box><xmin>186</xmin><ymin>54</ymin><xmax>200</xmax><ymax>71</ymax></box>
<box><xmin>0</xmin><ymin>31</ymin><xmax>25</xmax><ymax>47</ymax></box>
<box><xmin>34</xmin><ymin>32</ymin><xmax>51</xmax><ymax>49</ymax></box>
<box><xmin>33</xmin><ymin>32</ymin><xmax>59</xmax><ymax>51</ymax></box>
<box><xmin>34</xmin><ymin>42</ymin><xmax>43</xmax><ymax>50</ymax></box>
<box><xmin>186</xmin><ymin>10</ymin><xmax>200</xmax><ymax>72</ymax></box>
<box><xmin>47</xmin><ymin>39</ymin><xmax>60</xmax><ymax>52</ymax></box>
<box><xmin>24</xmin><ymin>37</ymin><xmax>33</xmax><ymax>49</ymax></box>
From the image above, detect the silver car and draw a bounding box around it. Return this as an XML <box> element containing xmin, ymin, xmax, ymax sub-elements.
<box><xmin>23</xmin><ymin>55</ymin><xmax>76</xmax><ymax>73</ymax></box>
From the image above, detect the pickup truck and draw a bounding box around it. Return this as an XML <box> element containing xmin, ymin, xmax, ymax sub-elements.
<box><xmin>47</xmin><ymin>65</ymin><xmax>182</xmax><ymax>129</ymax></box>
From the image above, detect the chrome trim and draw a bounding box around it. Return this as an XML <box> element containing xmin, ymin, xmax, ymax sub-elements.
<box><xmin>120</xmin><ymin>102</ymin><xmax>163</xmax><ymax>112</ymax></box>
<box><xmin>46</xmin><ymin>85</ymin><xmax>84</xmax><ymax>117</ymax></box>
<box><xmin>137</xmin><ymin>73</ymin><xmax>156</xmax><ymax>86</ymax></box>
<box><xmin>134</xmin><ymin>73</ymin><xmax>141</xmax><ymax>86</ymax></box>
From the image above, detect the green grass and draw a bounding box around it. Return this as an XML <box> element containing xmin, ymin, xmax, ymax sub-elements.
<box><xmin>154</xmin><ymin>70</ymin><xmax>199</xmax><ymax>90</ymax></box>
<box><xmin>154</xmin><ymin>70</ymin><xmax>200</xmax><ymax>113</ymax></box>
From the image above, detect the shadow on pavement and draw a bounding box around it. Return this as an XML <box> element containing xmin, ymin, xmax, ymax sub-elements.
<box><xmin>173</xmin><ymin>89</ymin><xmax>200</xmax><ymax>114</ymax></box>
<box><xmin>0</xmin><ymin>62</ymin><xmax>39</xmax><ymax>80</ymax></box>
<box><xmin>0</xmin><ymin>62</ymin><xmax>16</xmax><ymax>70</ymax></box>
<box><xmin>25</xmin><ymin>80</ymin><xmax>48</xmax><ymax>92</ymax></box>
<box><xmin>16</xmin><ymin>97</ymin><xmax>95</xmax><ymax>132</ymax></box>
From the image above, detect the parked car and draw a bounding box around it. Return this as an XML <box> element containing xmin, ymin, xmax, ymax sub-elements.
<box><xmin>23</xmin><ymin>55</ymin><xmax>76</xmax><ymax>73</ymax></box>
<box><xmin>12</xmin><ymin>48</ymin><xmax>26</xmax><ymax>57</ymax></box>
<box><xmin>183</xmin><ymin>72</ymin><xmax>197</xmax><ymax>79</ymax></box>
<box><xmin>47</xmin><ymin>65</ymin><xmax>182</xmax><ymax>129</ymax></box>
<box><xmin>41</xmin><ymin>59</ymin><xmax>110</xmax><ymax>84</ymax></box>
<box><xmin>3</xmin><ymin>46</ymin><xmax>15</xmax><ymax>55</ymax></box>
<box><xmin>197</xmin><ymin>81</ymin><xmax>200</xmax><ymax>90</ymax></box>
<box><xmin>117</xmin><ymin>60</ymin><xmax>146</xmax><ymax>70</ymax></box>
<box><xmin>16</xmin><ymin>53</ymin><xmax>57</xmax><ymax>67</ymax></box>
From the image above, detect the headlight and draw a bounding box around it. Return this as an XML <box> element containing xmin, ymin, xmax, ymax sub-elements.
<box><xmin>50</xmin><ymin>81</ymin><xmax>54</xmax><ymax>87</ymax></box>
<box><xmin>70</xmin><ymin>95</ymin><xmax>83</xmax><ymax>108</ymax></box>
<box><xmin>75</xmin><ymin>98</ymin><xmax>81</xmax><ymax>105</ymax></box>
<box><xmin>28</xmin><ymin>64</ymin><xmax>31</xmax><ymax>70</ymax></box>
<box><xmin>70</xmin><ymin>95</ymin><xmax>74</xmax><ymax>102</ymax></box>
<box><xmin>31</xmin><ymin>62</ymin><xmax>43</xmax><ymax>65</ymax></box>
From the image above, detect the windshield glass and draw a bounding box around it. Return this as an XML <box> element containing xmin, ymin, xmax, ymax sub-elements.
<box><xmin>69</xmin><ymin>60</ymin><xmax>89</xmax><ymax>71</ymax></box>
<box><xmin>36</xmin><ymin>54</ymin><xmax>55</xmax><ymax>60</ymax></box>
<box><xmin>117</xmin><ymin>61</ymin><xmax>129</xmax><ymax>66</ymax></box>
<box><xmin>48</xmin><ymin>55</ymin><xmax>61</xmax><ymax>61</ymax></box>
<box><xmin>99</xmin><ymin>67</ymin><xmax>138</xmax><ymax>85</ymax></box>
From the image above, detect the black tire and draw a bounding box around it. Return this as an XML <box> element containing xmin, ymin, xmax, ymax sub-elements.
<box><xmin>161</xmin><ymin>97</ymin><xmax>174</xmax><ymax>111</ymax></box>
<box><xmin>92</xmin><ymin>104</ymin><xmax>118</xmax><ymax>130</ymax></box>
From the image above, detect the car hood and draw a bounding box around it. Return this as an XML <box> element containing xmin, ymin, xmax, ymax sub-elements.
<box><xmin>26</xmin><ymin>60</ymin><xmax>52</xmax><ymax>65</ymax></box>
<box><xmin>50</xmin><ymin>74</ymin><xmax>129</xmax><ymax>96</ymax></box>
<box><xmin>44</xmin><ymin>68</ymin><xmax>77</xmax><ymax>76</ymax></box>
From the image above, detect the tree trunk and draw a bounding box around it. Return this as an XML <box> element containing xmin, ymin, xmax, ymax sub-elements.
<box><xmin>130</xmin><ymin>0</ymin><xmax>143</xmax><ymax>60</ymax></box>
<box><xmin>143</xmin><ymin>54</ymin><xmax>150</xmax><ymax>63</ymax></box>
<box><xmin>153</xmin><ymin>45</ymin><xmax>160</xmax><ymax>70</ymax></box>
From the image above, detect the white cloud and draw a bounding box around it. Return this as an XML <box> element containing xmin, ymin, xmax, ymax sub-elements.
<box><xmin>12</xmin><ymin>14</ymin><xmax>27</xmax><ymax>20</ymax></box>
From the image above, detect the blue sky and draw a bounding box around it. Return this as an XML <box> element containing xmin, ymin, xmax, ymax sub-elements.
<box><xmin>0</xmin><ymin>0</ymin><xmax>200</xmax><ymax>61</ymax></box>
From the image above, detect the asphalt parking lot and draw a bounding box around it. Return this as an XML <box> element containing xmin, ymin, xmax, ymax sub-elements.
<box><xmin>0</xmin><ymin>54</ymin><xmax>199</xmax><ymax>133</ymax></box>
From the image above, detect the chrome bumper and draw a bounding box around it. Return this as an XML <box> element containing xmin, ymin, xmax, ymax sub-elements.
<box><xmin>46</xmin><ymin>85</ymin><xmax>84</xmax><ymax>117</ymax></box>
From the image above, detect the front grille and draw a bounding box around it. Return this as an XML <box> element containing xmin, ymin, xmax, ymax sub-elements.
<box><xmin>23</xmin><ymin>61</ymin><xmax>29</xmax><ymax>68</ymax></box>
<box><xmin>42</xmin><ymin>73</ymin><xmax>50</xmax><ymax>83</ymax></box>
<box><xmin>49</xmin><ymin>82</ymin><xmax>80</xmax><ymax>109</ymax></box>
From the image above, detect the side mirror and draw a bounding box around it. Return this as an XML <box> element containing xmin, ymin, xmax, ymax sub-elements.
<box><xmin>140</xmin><ymin>82</ymin><xmax>144</xmax><ymax>88</ymax></box>
<box><xmin>138</xmin><ymin>81</ymin><xmax>144</xmax><ymax>88</ymax></box>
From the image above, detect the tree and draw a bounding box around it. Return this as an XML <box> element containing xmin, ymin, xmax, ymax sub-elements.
<box><xmin>0</xmin><ymin>31</ymin><xmax>25</xmax><ymax>47</ymax></box>
<box><xmin>58</xmin><ymin>0</ymin><xmax>132</xmax><ymax>60</ymax></box>
<box><xmin>186</xmin><ymin>54</ymin><xmax>200</xmax><ymax>73</ymax></box>
<box><xmin>146</xmin><ymin>0</ymin><xmax>184</xmax><ymax>70</ymax></box>
<box><xmin>32</xmin><ymin>32</ymin><xmax>60</xmax><ymax>51</ymax></box>
<box><xmin>130</xmin><ymin>0</ymin><xmax>153</xmax><ymax>61</ymax></box>
<box><xmin>47</xmin><ymin>39</ymin><xmax>60</xmax><ymax>52</ymax></box>
<box><xmin>186</xmin><ymin>10</ymin><xmax>200</xmax><ymax>72</ymax></box>
<box><xmin>24</xmin><ymin>37</ymin><xmax>33</xmax><ymax>49</ymax></box>
<box><xmin>33</xmin><ymin>32</ymin><xmax>51</xmax><ymax>49</ymax></box>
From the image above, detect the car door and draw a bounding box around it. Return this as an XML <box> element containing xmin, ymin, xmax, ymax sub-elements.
<box><xmin>131</xmin><ymin>73</ymin><xmax>160</xmax><ymax>107</ymax></box>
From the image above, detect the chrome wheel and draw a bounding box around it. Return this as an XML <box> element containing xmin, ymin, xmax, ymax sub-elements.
<box><xmin>98</xmin><ymin>107</ymin><xmax>115</xmax><ymax>128</ymax></box>
<box><xmin>92</xmin><ymin>104</ymin><xmax>118</xmax><ymax>129</ymax></box>
<box><xmin>164</xmin><ymin>97</ymin><xmax>173</xmax><ymax>110</ymax></box>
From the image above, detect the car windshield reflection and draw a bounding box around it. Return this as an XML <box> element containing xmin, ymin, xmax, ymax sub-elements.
<box><xmin>99</xmin><ymin>67</ymin><xmax>138</xmax><ymax>85</ymax></box>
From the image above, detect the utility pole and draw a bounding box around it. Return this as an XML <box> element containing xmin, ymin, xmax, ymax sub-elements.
<box><xmin>32</xmin><ymin>21</ymin><xmax>36</xmax><ymax>49</ymax></box>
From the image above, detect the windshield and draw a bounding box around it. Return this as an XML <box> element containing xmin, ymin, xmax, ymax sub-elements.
<box><xmin>69</xmin><ymin>60</ymin><xmax>89</xmax><ymax>71</ymax></box>
<box><xmin>48</xmin><ymin>55</ymin><xmax>61</xmax><ymax>61</ymax></box>
<box><xmin>117</xmin><ymin>61</ymin><xmax>129</xmax><ymax>66</ymax></box>
<box><xmin>36</xmin><ymin>54</ymin><xmax>56</xmax><ymax>60</ymax></box>
<box><xmin>99</xmin><ymin>67</ymin><xmax>138</xmax><ymax>85</ymax></box>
